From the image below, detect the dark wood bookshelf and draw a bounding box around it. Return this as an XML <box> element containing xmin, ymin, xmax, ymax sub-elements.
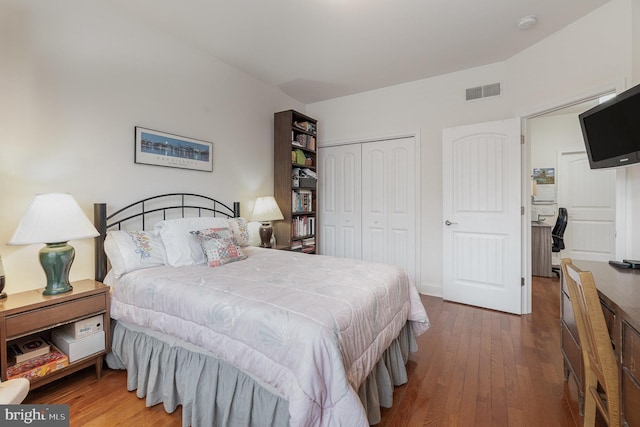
<box><xmin>273</xmin><ymin>110</ymin><xmax>318</xmax><ymax>253</ymax></box>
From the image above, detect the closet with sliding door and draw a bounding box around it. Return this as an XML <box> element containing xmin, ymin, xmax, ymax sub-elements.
<box><xmin>319</xmin><ymin>136</ymin><xmax>419</xmax><ymax>283</ymax></box>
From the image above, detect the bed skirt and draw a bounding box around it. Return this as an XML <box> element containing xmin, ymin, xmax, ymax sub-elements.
<box><xmin>105</xmin><ymin>320</ymin><xmax>417</xmax><ymax>427</ymax></box>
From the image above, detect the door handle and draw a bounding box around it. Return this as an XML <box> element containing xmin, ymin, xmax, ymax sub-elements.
<box><xmin>445</xmin><ymin>220</ymin><xmax>458</xmax><ymax>226</ymax></box>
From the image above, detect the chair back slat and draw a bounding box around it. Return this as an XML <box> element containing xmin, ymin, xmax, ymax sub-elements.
<box><xmin>561</xmin><ymin>258</ymin><xmax>620</xmax><ymax>427</ymax></box>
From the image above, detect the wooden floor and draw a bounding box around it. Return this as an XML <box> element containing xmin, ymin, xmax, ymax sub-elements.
<box><xmin>25</xmin><ymin>276</ymin><xmax>580</xmax><ymax>426</ymax></box>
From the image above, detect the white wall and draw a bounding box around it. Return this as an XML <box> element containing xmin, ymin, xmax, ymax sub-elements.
<box><xmin>529</xmin><ymin>112</ymin><xmax>586</xmax><ymax>224</ymax></box>
<box><xmin>308</xmin><ymin>0</ymin><xmax>636</xmax><ymax>296</ymax></box>
<box><xmin>0</xmin><ymin>0</ymin><xmax>303</xmax><ymax>293</ymax></box>
<box><xmin>530</xmin><ymin>113</ymin><xmax>585</xmax><ymax>172</ymax></box>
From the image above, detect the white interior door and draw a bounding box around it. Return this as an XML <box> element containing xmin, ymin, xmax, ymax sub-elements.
<box><xmin>557</xmin><ymin>151</ymin><xmax>616</xmax><ymax>262</ymax></box>
<box><xmin>318</xmin><ymin>144</ymin><xmax>362</xmax><ymax>258</ymax></box>
<box><xmin>443</xmin><ymin>119</ymin><xmax>522</xmax><ymax>314</ymax></box>
<box><xmin>362</xmin><ymin>137</ymin><xmax>416</xmax><ymax>281</ymax></box>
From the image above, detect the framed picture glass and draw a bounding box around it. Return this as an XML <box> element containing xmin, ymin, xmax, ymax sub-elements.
<box><xmin>135</xmin><ymin>127</ymin><xmax>213</xmax><ymax>172</ymax></box>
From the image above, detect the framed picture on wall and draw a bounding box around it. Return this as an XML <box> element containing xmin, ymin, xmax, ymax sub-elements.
<box><xmin>134</xmin><ymin>127</ymin><xmax>213</xmax><ymax>172</ymax></box>
<box><xmin>532</xmin><ymin>167</ymin><xmax>555</xmax><ymax>184</ymax></box>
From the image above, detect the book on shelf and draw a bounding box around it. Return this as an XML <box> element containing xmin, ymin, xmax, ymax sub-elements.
<box><xmin>291</xmin><ymin>216</ymin><xmax>315</xmax><ymax>237</ymax></box>
<box><xmin>292</xmin><ymin>133</ymin><xmax>316</xmax><ymax>150</ymax></box>
<box><xmin>8</xmin><ymin>335</ymin><xmax>51</xmax><ymax>363</ymax></box>
<box><xmin>7</xmin><ymin>343</ymin><xmax>69</xmax><ymax>381</ymax></box>
<box><xmin>292</xmin><ymin>190</ymin><xmax>313</xmax><ymax>213</ymax></box>
<box><xmin>293</xmin><ymin>121</ymin><xmax>316</xmax><ymax>134</ymax></box>
<box><xmin>300</xmin><ymin>234</ymin><xmax>316</xmax><ymax>253</ymax></box>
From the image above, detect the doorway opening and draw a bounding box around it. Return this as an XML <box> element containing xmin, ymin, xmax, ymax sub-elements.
<box><xmin>523</xmin><ymin>88</ymin><xmax>627</xmax><ymax>313</ymax></box>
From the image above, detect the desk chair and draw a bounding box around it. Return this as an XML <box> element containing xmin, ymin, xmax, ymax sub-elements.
<box><xmin>561</xmin><ymin>258</ymin><xmax>620</xmax><ymax>427</ymax></box>
<box><xmin>0</xmin><ymin>378</ymin><xmax>29</xmax><ymax>404</ymax></box>
<box><xmin>551</xmin><ymin>208</ymin><xmax>568</xmax><ymax>276</ymax></box>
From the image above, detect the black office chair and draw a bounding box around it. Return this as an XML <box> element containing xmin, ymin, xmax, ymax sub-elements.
<box><xmin>551</xmin><ymin>207</ymin><xmax>568</xmax><ymax>277</ymax></box>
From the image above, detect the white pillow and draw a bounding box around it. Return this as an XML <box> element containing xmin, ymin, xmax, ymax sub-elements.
<box><xmin>154</xmin><ymin>217</ymin><xmax>230</xmax><ymax>267</ymax></box>
<box><xmin>247</xmin><ymin>221</ymin><xmax>262</xmax><ymax>247</ymax></box>
<box><xmin>227</xmin><ymin>217</ymin><xmax>250</xmax><ymax>246</ymax></box>
<box><xmin>104</xmin><ymin>230</ymin><xmax>167</xmax><ymax>278</ymax></box>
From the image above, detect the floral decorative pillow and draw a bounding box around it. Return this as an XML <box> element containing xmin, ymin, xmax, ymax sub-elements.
<box><xmin>227</xmin><ymin>217</ymin><xmax>250</xmax><ymax>246</ymax></box>
<box><xmin>104</xmin><ymin>230</ymin><xmax>167</xmax><ymax>278</ymax></box>
<box><xmin>190</xmin><ymin>227</ymin><xmax>247</xmax><ymax>267</ymax></box>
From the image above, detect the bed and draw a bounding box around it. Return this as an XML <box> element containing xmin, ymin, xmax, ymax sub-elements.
<box><xmin>94</xmin><ymin>193</ymin><xmax>430</xmax><ymax>427</ymax></box>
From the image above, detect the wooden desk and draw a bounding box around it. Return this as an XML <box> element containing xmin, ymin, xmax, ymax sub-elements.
<box><xmin>532</xmin><ymin>223</ymin><xmax>553</xmax><ymax>277</ymax></box>
<box><xmin>561</xmin><ymin>260</ymin><xmax>640</xmax><ymax>426</ymax></box>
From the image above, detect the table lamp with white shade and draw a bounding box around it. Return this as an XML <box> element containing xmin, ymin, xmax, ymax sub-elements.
<box><xmin>9</xmin><ymin>193</ymin><xmax>99</xmax><ymax>295</ymax></box>
<box><xmin>251</xmin><ymin>196</ymin><xmax>284</xmax><ymax>248</ymax></box>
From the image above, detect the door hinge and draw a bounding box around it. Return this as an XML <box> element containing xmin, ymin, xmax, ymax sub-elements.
<box><xmin>521</xmin><ymin>206</ymin><xmax>525</xmax><ymax>215</ymax></box>
<box><xmin>521</xmin><ymin>277</ymin><xmax>525</xmax><ymax>287</ymax></box>
<box><xmin>521</xmin><ymin>135</ymin><xmax>525</xmax><ymax>145</ymax></box>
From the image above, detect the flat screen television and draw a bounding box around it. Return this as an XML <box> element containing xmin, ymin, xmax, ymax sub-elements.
<box><xmin>579</xmin><ymin>83</ymin><xmax>640</xmax><ymax>169</ymax></box>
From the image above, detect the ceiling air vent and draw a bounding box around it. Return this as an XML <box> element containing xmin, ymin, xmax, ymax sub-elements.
<box><xmin>465</xmin><ymin>82</ymin><xmax>501</xmax><ymax>101</ymax></box>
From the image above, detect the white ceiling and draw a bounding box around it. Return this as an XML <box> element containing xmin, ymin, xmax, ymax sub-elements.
<box><xmin>109</xmin><ymin>0</ymin><xmax>610</xmax><ymax>104</ymax></box>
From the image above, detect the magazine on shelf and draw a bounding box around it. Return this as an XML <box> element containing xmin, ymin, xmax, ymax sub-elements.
<box><xmin>300</xmin><ymin>168</ymin><xmax>317</xmax><ymax>179</ymax></box>
<box><xmin>7</xmin><ymin>343</ymin><xmax>69</xmax><ymax>380</ymax></box>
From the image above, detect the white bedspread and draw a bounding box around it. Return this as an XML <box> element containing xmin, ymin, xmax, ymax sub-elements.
<box><xmin>106</xmin><ymin>247</ymin><xmax>430</xmax><ymax>426</ymax></box>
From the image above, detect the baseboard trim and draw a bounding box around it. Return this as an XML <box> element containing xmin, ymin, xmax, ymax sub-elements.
<box><xmin>420</xmin><ymin>282</ymin><xmax>442</xmax><ymax>297</ymax></box>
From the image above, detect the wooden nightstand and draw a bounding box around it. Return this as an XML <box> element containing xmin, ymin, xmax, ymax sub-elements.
<box><xmin>0</xmin><ymin>279</ymin><xmax>110</xmax><ymax>389</ymax></box>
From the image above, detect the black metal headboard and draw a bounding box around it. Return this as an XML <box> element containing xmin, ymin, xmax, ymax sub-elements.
<box><xmin>94</xmin><ymin>193</ymin><xmax>240</xmax><ymax>282</ymax></box>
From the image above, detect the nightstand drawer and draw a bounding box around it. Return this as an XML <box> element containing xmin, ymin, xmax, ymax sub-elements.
<box><xmin>5</xmin><ymin>294</ymin><xmax>106</xmax><ymax>339</ymax></box>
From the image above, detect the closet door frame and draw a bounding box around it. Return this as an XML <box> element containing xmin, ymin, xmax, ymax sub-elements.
<box><xmin>318</xmin><ymin>130</ymin><xmax>422</xmax><ymax>285</ymax></box>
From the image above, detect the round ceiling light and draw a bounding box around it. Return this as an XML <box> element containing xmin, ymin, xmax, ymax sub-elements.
<box><xmin>516</xmin><ymin>15</ymin><xmax>537</xmax><ymax>31</ymax></box>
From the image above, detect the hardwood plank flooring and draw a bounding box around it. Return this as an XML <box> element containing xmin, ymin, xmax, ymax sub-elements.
<box><xmin>378</xmin><ymin>275</ymin><xmax>579</xmax><ymax>427</ymax></box>
<box><xmin>24</xmin><ymin>276</ymin><xmax>579</xmax><ymax>426</ymax></box>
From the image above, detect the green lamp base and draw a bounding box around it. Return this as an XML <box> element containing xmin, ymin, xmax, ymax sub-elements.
<box><xmin>40</xmin><ymin>242</ymin><xmax>75</xmax><ymax>296</ymax></box>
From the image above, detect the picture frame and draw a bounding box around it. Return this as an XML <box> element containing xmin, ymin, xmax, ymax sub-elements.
<box><xmin>532</xmin><ymin>167</ymin><xmax>555</xmax><ymax>184</ymax></box>
<box><xmin>135</xmin><ymin>127</ymin><xmax>213</xmax><ymax>172</ymax></box>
